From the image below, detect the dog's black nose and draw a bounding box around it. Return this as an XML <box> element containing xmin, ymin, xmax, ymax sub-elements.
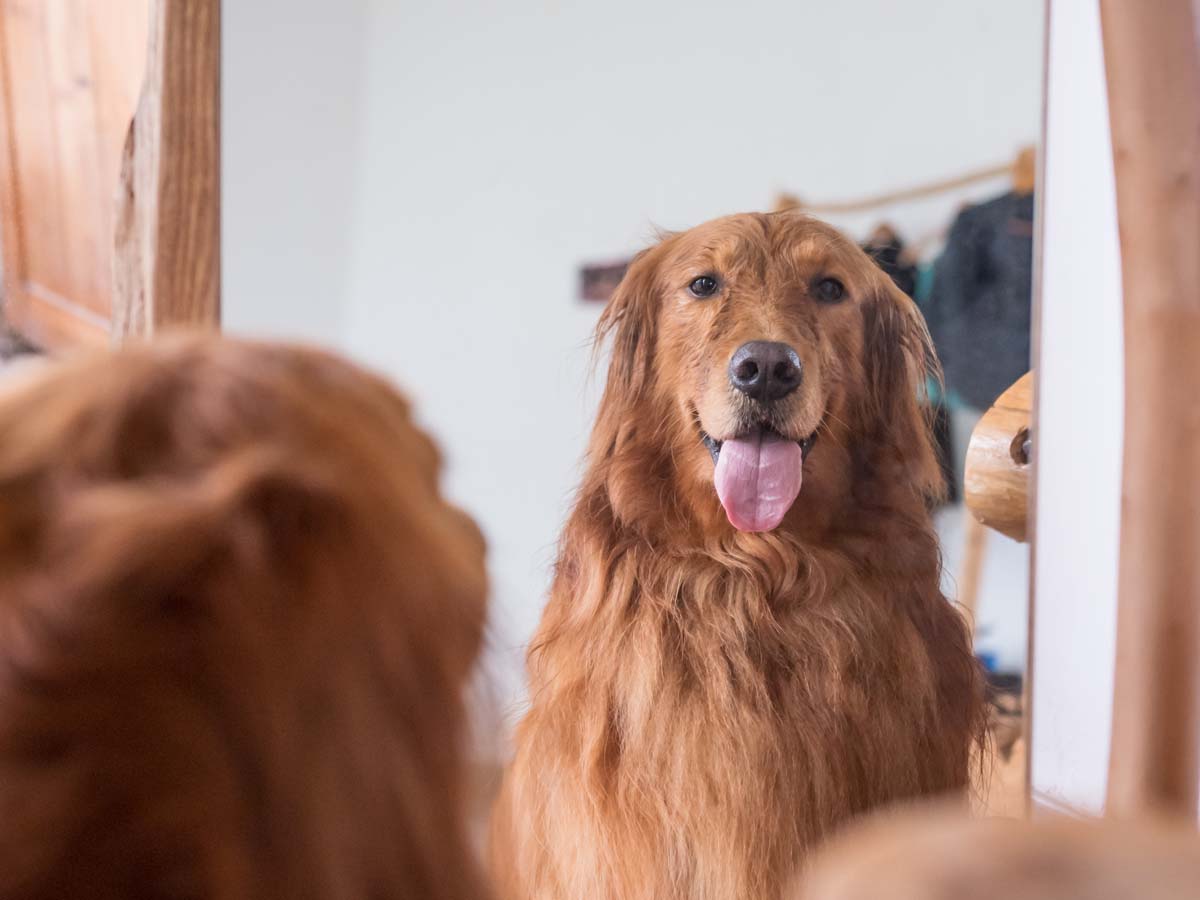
<box><xmin>728</xmin><ymin>341</ymin><xmax>802</xmax><ymax>402</ymax></box>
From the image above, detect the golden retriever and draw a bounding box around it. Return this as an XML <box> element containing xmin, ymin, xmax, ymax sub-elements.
<box><xmin>492</xmin><ymin>213</ymin><xmax>986</xmax><ymax>899</ymax></box>
<box><xmin>0</xmin><ymin>337</ymin><xmax>490</xmax><ymax>900</ymax></box>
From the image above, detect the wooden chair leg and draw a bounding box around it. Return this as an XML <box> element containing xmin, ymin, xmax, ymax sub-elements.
<box><xmin>957</xmin><ymin>513</ymin><xmax>987</xmax><ymax>639</ymax></box>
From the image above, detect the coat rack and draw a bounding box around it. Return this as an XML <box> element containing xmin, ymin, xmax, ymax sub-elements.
<box><xmin>773</xmin><ymin>146</ymin><xmax>1035</xmax><ymax>216</ymax></box>
<box><xmin>579</xmin><ymin>148</ymin><xmax>1034</xmax><ymax>305</ymax></box>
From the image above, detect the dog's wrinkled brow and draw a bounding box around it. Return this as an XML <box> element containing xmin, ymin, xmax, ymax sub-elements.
<box><xmin>667</xmin><ymin>227</ymin><xmax>771</xmax><ymax>278</ymax></box>
<box><xmin>647</xmin><ymin>214</ymin><xmax>876</xmax><ymax>296</ymax></box>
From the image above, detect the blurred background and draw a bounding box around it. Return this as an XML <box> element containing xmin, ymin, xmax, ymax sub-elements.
<box><xmin>222</xmin><ymin>0</ymin><xmax>1044</xmax><ymax>718</ymax></box>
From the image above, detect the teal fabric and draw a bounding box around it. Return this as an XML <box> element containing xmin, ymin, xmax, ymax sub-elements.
<box><xmin>914</xmin><ymin>262</ymin><xmax>937</xmax><ymax>307</ymax></box>
<box><xmin>917</xmin><ymin>262</ymin><xmax>963</xmax><ymax>409</ymax></box>
<box><xmin>925</xmin><ymin>191</ymin><xmax>1035</xmax><ymax>410</ymax></box>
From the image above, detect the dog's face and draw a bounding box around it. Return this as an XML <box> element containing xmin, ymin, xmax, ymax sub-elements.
<box><xmin>599</xmin><ymin>213</ymin><xmax>937</xmax><ymax>534</ymax></box>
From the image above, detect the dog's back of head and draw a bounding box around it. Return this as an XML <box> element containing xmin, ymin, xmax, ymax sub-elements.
<box><xmin>0</xmin><ymin>337</ymin><xmax>489</xmax><ymax>900</ymax></box>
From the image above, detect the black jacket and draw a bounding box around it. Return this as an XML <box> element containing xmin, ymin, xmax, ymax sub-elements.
<box><xmin>926</xmin><ymin>191</ymin><xmax>1034</xmax><ymax>410</ymax></box>
<box><xmin>863</xmin><ymin>235</ymin><xmax>917</xmax><ymax>298</ymax></box>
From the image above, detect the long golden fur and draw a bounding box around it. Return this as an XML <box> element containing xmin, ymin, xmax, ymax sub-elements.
<box><xmin>0</xmin><ymin>337</ymin><xmax>489</xmax><ymax>900</ymax></box>
<box><xmin>492</xmin><ymin>213</ymin><xmax>986</xmax><ymax>899</ymax></box>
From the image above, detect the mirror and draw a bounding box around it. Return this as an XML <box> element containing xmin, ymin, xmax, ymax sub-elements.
<box><xmin>220</xmin><ymin>0</ymin><xmax>1046</xmax><ymax>835</ymax></box>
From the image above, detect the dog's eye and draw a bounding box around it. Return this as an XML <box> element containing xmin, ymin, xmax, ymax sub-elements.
<box><xmin>688</xmin><ymin>275</ymin><xmax>719</xmax><ymax>299</ymax></box>
<box><xmin>814</xmin><ymin>277</ymin><xmax>845</xmax><ymax>303</ymax></box>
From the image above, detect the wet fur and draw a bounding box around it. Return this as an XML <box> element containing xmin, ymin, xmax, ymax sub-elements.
<box><xmin>492</xmin><ymin>214</ymin><xmax>986</xmax><ymax>900</ymax></box>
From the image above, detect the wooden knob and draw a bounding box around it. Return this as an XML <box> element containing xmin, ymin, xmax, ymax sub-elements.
<box><xmin>963</xmin><ymin>372</ymin><xmax>1033</xmax><ymax>543</ymax></box>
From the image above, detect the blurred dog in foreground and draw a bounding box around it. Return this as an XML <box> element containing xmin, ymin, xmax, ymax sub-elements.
<box><xmin>0</xmin><ymin>337</ymin><xmax>489</xmax><ymax>900</ymax></box>
<box><xmin>799</xmin><ymin>803</ymin><xmax>1200</xmax><ymax>900</ymax></box>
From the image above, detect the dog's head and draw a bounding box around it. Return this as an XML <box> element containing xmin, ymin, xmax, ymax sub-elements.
<box><xmin>0</xmin><ymin>337</ymin><xmax>489</xmax><ymax>900</ymax></box>
<box><xmin>596</xmin><ymin>213</ymin><xmax>941</xmax><ymax>534</ymax></box>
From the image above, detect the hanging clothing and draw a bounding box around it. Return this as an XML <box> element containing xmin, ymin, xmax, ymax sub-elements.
<box><xmin>862</xmin><ymin>230</ymin><xmax>918</xmax><ymax>298</ymax></box>
<box><xmin>913</xmin><ymin>261</ymin><xmax>937</xmax><ymax>310</ymax></box>
<box><xmin>865</xmin><ymin>230</ymin><xmax>957</xmax><ymax>504</ymax></box>
<box><xmin>914</xmin><ymin>260</ymin><xmax>963</xmax><ymax>409</ymax></box>
<box><xmin>926</xmin><ymin>191</ymin><xmax>1034</xmax><ymax>411</ymax></box>
<box><xmin>930</xmin><ymin>399</ymin><xmax>959</xmax><ymax>504</ymax></box>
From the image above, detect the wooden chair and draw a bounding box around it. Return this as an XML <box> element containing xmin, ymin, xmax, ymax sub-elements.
<box><xmin>958</xmin><ymin>371</ymin><xmax>1033</xmax><ymax>636</ymax></box>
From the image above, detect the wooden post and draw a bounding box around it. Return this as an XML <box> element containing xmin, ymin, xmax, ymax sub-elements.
<box><xmin>1100</xmin><ymin>0</ymin><xmax>1200</xmax><ymax>820</ymax></box>
<box><xmin>956</xmin><ymin>516</ymin><xmax>987</xmax><ymax>637</ymax></box>
<box><xmin>113</xmin><ymin>0</ymin><xmax>220</xmax><ymax>340</ymax></box>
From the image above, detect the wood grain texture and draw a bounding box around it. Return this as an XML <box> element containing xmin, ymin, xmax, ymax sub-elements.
<box><xmin>1100</xmin><ymin>0</ymin><xmax>1200</xmax><ymax>820</ymax></box>
<box><xmin>964</xmin><ymin>372</ymin><xmax>1033</xmax><ymax>543</ymax></box>
<box><xmin>0</xmin><ymin>4</ymin><xmax>25</xmax><ymax>327</ymax></box>
<box><xmin>955</xmin><ymin>515</ymin><xmax>988</xmax><ymax>635</ymax></box>
<box><xmin>0</xmin><ymin>0</ymin><xmax>148</xmax><ymax>349</ymax></box>
<box><xmin>87</xmin><ymin>1</ymin><xmax>150</xmax><ymax>223</ymax></box>
<box><xmin>113</xmin><ymin>0</ymin><xmax>220</xmax><ymax>340</ymax></box>
<box><xmin>2</xmin><ymin>0</ymin><xmax>64</xmax><ymax>297</ymax></box>
<box><xmin>45</xmin><ymin>0</ymin><xmax>105</xmax><ymax>311</ymax></box>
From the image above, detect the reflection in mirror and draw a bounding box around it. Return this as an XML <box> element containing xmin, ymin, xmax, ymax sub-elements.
<box><xmin>229</xmin><ymin>0</ymin><xmax>1044</xmax><ymax>886</ymax></box>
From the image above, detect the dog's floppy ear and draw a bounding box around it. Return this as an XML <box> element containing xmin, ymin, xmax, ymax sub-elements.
<box><xmin>595</xmin><ymin>240</ymin><xmax>669</xmax><ymax>399</ymax></box>
<box><xmin>860</xmin><ymin>277</ymin><xmax>946</xmax><ymax>501</ymax></box>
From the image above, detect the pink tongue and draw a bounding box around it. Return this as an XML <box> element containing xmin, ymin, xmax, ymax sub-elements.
<box><xmin>713</xmin><ymin>431</ymin><xmax>804</xmax><ymax>532</ymax></box>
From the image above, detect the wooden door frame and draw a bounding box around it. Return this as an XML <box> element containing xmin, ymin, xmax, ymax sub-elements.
<box><xmin>1023</xmin><ymin>0</ymin><xmax>1052</xmax><ymax>819</ymax></box>
<box><xmin>1099</xmin><ymin>0</ymin><xmax>1200</xmax><ymax>820</ymax></box>
<box><xmin>113</xmin><ymin>0</ymin><xmax>220</xmax><ymax>341</ymax></box>
<box><xmin>0</xmin><ymin>0</ymin><xmax>218</xmax><ymax>350</ymax></box>
<box><xmin>0</xmin><ymin>3</ymin><xmax>112</xmax><ymax>349</ymax></box>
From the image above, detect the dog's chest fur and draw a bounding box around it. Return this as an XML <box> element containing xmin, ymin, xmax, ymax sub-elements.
<box><xmin>503</xmin><ymin>538</ymin><xmax>978</xmax><ymax>900</ymax></box>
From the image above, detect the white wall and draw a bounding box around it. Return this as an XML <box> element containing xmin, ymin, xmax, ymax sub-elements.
<box><xmin>1029</xmin><ymin>0</ymin><xmax>1123</xmax><ymax>816</ymax></box>
<box><xmin>223</xmin><ymin>0</ymin><xmax>370</xmax><ymax>343</ymax></box>
<box><xmin>224</xmin><ymin>1</ymin><xmax>1045</xmax><ymax>722</ymax></box>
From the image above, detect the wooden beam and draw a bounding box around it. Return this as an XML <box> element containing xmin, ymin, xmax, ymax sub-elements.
<box><xmin>1100</xmin><ymin>0</ymin><xmax>1200</xmax><ymax>820</ymax></box>
<box><xmin>113</xmin><ymin>0</ymin><xmax>220</xmax><ymax>340</ymax></box>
